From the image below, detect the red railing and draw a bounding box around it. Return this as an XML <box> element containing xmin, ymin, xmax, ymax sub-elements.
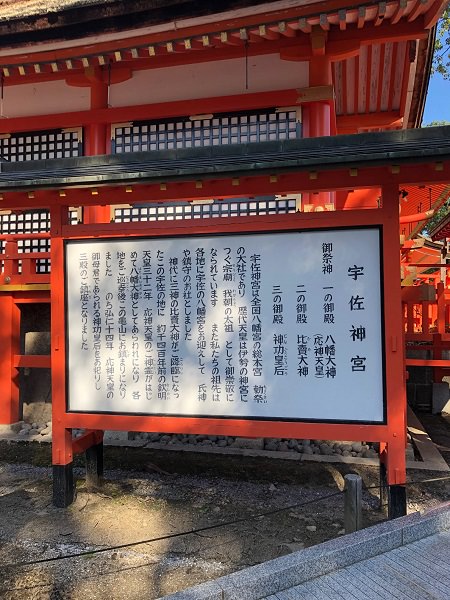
<box><xmin>403</xmin><ymin>282</ymin><xmax>450</xmax><ymax>377</ymax></box>
<box><xmin>0</xmin><ymin>234</ymin><xmax>51</xmax><ymax>286</ymax></box>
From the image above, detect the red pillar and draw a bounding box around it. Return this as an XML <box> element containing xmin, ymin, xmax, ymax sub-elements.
<box><xmin>308</xmin><ymin>55</ymin><xmax>332</xmax><ymax>138</ymax></box>
<box><xmin>380</xmin><ymin>183</ymin><xmax>407</xmax><ymax>517</ymax></box>
<box><xmin>74</xmin><ymin>72</ymin><xmax>107</xmax><ymax>495</ymax></box>
<box><xmin>306</xmin><ymin>56</ymin><xmax>333</xmax><ymax>210</ymax></box>
<box><xmin>0</xmin><ymin>295</ymin><xmax>20</xmax><ymax>424</ymax></box>
<box><xmin>50</xmin><ymin>205</ymin><xmax>76</xmax><ymax>506</ymax></box>
<box><xmin>84</xmin><ymin>75</ymin><xmax>110</xmax><ymax>224</ymax></box>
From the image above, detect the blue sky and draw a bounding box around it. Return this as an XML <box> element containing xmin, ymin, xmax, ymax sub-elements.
<box><xmin>423</xmin><ymin>72</ymin><xmax>450</xmax><ymax>124</ymax></box>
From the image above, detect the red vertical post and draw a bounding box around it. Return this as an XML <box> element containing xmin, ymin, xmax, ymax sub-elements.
<box><xmin>0</xmin><ymin>294</ymin><xmax>20</xmax><ymax>424</ymax></box>
<box><xmin>80</xmin><ymin>73</ymin><xmax>106</xmax><ymax>486</ymax></box>
<box><xmin>380</xmin><ymin>184</ymin><xmax>407</xmax><ymax>518</ymax></box>
<box><xmin>84</xmin><ymin>73</ymin><xmax>110</xmax><ymax>225</ymax></box>
<box><xmin>307</xmin><ymin>55</ymin><xmax>334</xmax><ymax>210</ymax></box>
<box><xmin>437</xmin><ymin>282</ymin><xmax>445</xmax><ymax>334</ymax></box>
<box><xmin>50</xmin><ymin>205</ymin><xmax>74</xmax><ymax>507</ymax></box>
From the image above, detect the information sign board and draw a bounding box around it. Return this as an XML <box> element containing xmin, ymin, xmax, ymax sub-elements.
<box><xmin>65</xmin><ymin>227</ymin><xmax>384</xmax><ymax>422</ymax></box>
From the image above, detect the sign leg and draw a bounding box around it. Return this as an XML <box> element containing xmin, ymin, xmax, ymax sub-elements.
<box><xmin>85</xmin><ymin>440</ymin><xmax>104</xmax><ymax>489</ymax></box>
<box><xmin>385</xmin><ymin>438</ymin><xmax>407</xmax><ymax>519</ymax></box>
<box><xmin>52</xmin><ymin>422</ymin><xmax>74</xmax><ymax>507</ymax></box>
<box><xmin>388</xmin><ymin>484</ymin><xmax>407</xmax><ymax>519</ymax></box>
<box><xmin>53</xmin><ymin>463</ymin><xmax>74</xmax><ymax>508</ymax></box>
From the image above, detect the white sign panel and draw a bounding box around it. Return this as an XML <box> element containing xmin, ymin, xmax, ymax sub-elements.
<box><xmin>65</xmin><ymin>228</ymin><xmax>385</xmax><ymax>422</ymax></box>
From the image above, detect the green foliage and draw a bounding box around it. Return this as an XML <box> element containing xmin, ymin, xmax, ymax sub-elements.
<box><xmin>433</xmin><ymin>8</ymin><xmax>450</xmax><ymax>78</ymax></box>
<box><xmin>423</xmin><ymin>197</ymin><xmax>450</xmax><ymax>235</ymax></box>
<box><xmin>423</xmin><ymin>120</ymin><xmax>450</xmax><ymax>126</ymax></box>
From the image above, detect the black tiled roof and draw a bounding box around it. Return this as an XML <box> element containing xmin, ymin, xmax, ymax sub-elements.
<box><xmin>0</xmin><ymin>126</ymin><xmax>449</xmax><ymax>191</ymax></box>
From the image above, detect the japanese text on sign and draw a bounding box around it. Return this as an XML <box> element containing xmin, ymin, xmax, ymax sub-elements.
<box><xmin>65</xmin><ymin>228</ymin><xmax>385</xmax><ymax>422</ymax></box>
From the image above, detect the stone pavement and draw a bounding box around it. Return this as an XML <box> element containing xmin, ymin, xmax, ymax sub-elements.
<box><xmin>160</xmin><ymin>503</ymin><xmax>450</xmax><ymax>600</ymax></box>
<box><xmin>266</xmin><ymin>530</ymin><xmax>450</xmax><ymax>599</ymax></box>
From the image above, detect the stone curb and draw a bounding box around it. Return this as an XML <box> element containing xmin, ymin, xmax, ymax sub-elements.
<box><xmin>1</xmin><ymin>433</ymin><xmax>447</xmax><ymax>471</ymax></box>
<box><xmin>157</xmin><ymin>503</ymin><xmax>450</xmax><ymax>600</ymax></box>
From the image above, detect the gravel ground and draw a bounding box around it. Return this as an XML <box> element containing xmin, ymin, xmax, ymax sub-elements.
<box><xmin>0</xmin><ymin>412</ymin><xmax>449</xmax><ymax>599</ymax></box>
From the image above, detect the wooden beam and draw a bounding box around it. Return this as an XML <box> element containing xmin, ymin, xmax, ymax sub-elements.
<box><xmin>423</xmin><ymin>0</ymin><xmax>448</xmax><ymax>28</ymax></box>
<box><xmin>278</xmin><ymin>21</ymin><xmax>297</xmax><ymax>38</ymax></box>
<box><xmin>408</xmin><ymin>0</ymin><xmax>430</xmax><ymax>23</ymax></box>
<box><xmin>375</xmin><ymin>2</ymin><xmax>387</xmax><ymax>26</ymax></box>
<box><xmin>388</xmin><ymin>42</ymin><xmax>399</xmax><ymax>112</ymax></box>
<box><xmin>258</xmin><ymin>24</ymin><xmax>279</xmax><ymax>41</ymax></box>
<box><xmin>391</xmin><ymin>0</ymin><xmax>408</xmax><ymax>25</ymax></box>
<box><xmin>342</xmin><ymin>59</ymin><xmax>348</xmax><ymax>115</ymax></box>
<box><xmin>310</xmin><ymin>25</ymin><xmax>327</xmax><ymax>56</ymax></box>
<box><xmin>0</xmin><ymin>284</ymin><xmax>50</xmax><ymax>291</ymax></box>
<box><xmin>298</xmin><ymin>17</ymin><xmax>311</xmax><ymax>33</ymax></box>
<box><xmin>377</xmin><ymin>43</ymin><xmax>386</xmax><ymax>112</ymax></box>
<box><xmin>319</xmin><ymin>14</ymin><xmax>330</xmax><ymax>32</ymax></box>
<box><xmin>72</xmin><ymin>430</ymin><xmax>104</xmax><ymax>455</ymax></box>
<box><xmin>357</xmin><ymin>6</ymin><xmax>366</xmax><ymax>28</ymax></box>
<box><xmin>0</xmin><ymin>88</ymin><xmax>301</xmax><ymax>134</ymax></box>
<box><xmin>337</xmin><ymin>112</ymin><xmax>403</xmax><ymax>133</ymax></box>
<box><xmin>296</xmin><ymin>85</ymin><xmax>334</xmax><ymax>103</ymax></box>
<box><xmin>328</xmin><ymin>18</ymin><xmax>428</xmax><ymax>45</ymax></box>
<box><xmin>365</xmin><ymin>45</ymin><xmax>373</xmax><ymax>114</ymax></box>
<box><xmin>354</xmin><ymin>53</ymin><xmax>360</xmax><ymax>116</ymax></box>
<box><xmin>13</xmin><ymin>354</ymin><xmax>51</xmax><ymax>368</ymax></box>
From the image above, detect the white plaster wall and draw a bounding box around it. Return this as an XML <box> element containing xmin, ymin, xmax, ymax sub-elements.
<box><xmin>0</xmin><ymin>54</ymin><xmax>307</xmax><ymax>120</ymax></box>
<box><xmin>111</xmin><ymin>54</ymin><xmax>308</xmax><ymax>107</ymax></box>
<box><xmin>1</xmin><ymin>80</ymin><xmax>90</xmax><ymax>119</ymax></box>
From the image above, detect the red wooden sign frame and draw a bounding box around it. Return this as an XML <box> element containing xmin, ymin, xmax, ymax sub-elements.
<box><xmin>50</xmin><ymin>184</ymin><xmax>406</xmax><ymax>508</ymax></box>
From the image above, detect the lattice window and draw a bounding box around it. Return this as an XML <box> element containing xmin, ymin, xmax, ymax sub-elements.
<box><xmin>0</xmin><ymin>210</ymin><xmax>50</xmax><ymax>235</ymax></box>
<box><xmin>0</xmin><ymin>128</ymin><xmax>82</xmax><ymax>162</ymax></box>
<box><xmin>0</xmin><ymin>209</ymin><xmax>79</xmax><ymax>274</ymax></box>
<box><xmin>114</xmin><ymin>197</ymin><xmax>297</xmax><ymax>223</ymax></box>
<box><xmin>113</xmin><ymin>109</ymin><xmax>300</xmax><ymax>153</ymax></box>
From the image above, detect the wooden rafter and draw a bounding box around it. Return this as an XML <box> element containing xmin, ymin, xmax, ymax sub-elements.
<box><xmin>0</xmin><ymin>2</ymin><xmax>434</xmax><ymax>81</ymax></box>
<box><xmin>391</xmin><ymin>0</ymin><xmax>408</xmax><ymax>25</ymax></box>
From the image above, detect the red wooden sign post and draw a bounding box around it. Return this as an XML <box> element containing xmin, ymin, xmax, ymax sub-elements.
<box><xmin>50</xmin><ymin>183</ymin><xmax>407</xmax><ymax>517</ymax></box>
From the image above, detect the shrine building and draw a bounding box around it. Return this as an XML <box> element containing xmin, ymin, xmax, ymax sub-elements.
<box><xmin>0</xmin><ymin>0</ymin><xmax>449</xmax><ymax>512</ymax></box>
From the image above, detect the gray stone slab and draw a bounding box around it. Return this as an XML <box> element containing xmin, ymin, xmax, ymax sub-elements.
<box><xmin>317</xmin><ymin>573</ymin><xmax>358</xmax><ymax>599</ymax></box>
<box><xmin>161</xmin><ymin>508</ymin><xmax>450</xmax><ymax>600</ymax></box>
<box><xmin>277</xmin><ymin>584</ymin><xmax>321</xmax><ymax>600</ymax></box>
<box><xmin>413</xmin><ymin>531</ymin><xmax>450</xmax><ymax>561</ymax></box>
<box><xmin>215</xmin><ymin>521</ymin><xmax>406</xmax><ymax>600</ymax></box>
<box><xmin>271</xmin><ymin>592</ymin><xmax>298</xmax><ymax>600</ymax></box>
<box><xmin>326</xmin><ymin>570</ymin><xmax>368</xmax><ymax>600</ymax></box>
<box><xmin>344</xmin><ymin>563</ymin><xmax>401</xmax><ymax>600</ymax></box>
<box><xmin>402</xmin><ymin>509</ymin><xmax>450</xmax><ymax>544</ymax></box>
<box><xmin>418</xmin><ymin>502</ymin><xmax>450</xmax><ymax>523</ymax></box>
<box><xmin>402</xmin><ymin>541</ymin><xmax>450</xmax><ymax>581</ymax></box>
<box><xmin>383</xmin><ymin>549</ymin><xmax>450</xmax><ymax>597</ymax></box>
<box><xmin>291</xmin><ymin>579</ymin><xmax>341</xmax><ymax>600</ymax></box>
<box><xmin>353</xmin><ymin>561</ymin><xmax>416</xmax><ymax>599</ymax></box>
<box><xmin>366</xmin><ymin>554</ymin><xmax>439</xmax><ymax>600</ymax></box>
